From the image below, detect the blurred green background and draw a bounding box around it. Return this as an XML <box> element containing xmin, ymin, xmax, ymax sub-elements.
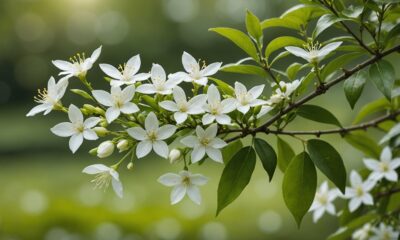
<box><xmin>0</xmin><ymin>0</ymin><xmax>395</xmax><ymax>239</ymax></box>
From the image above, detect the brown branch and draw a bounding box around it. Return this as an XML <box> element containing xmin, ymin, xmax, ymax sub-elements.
<box><xmin>225</xmin><ymin>44</ymin><xmax>400</xmax><ymax>143</ymax></box>
<box><xmin>376</xmin><ymin>188</ymin><xmax>400</xmax><ymax>200</ymax></box>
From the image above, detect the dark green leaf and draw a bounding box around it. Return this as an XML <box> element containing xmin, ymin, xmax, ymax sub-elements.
<box><xmin>217</xmin><ymin>146</ymin><xmax>256</xmax><ymax>215</ymax></box>
<box><xmin>208</xmin><ymin>77</ymin><xmax>235</xmax><ymax>96</ymax></box>
<box><xmin>221</xmin><ymin>139</ymin><xmax>243</xmax><ymax>164</ymax></box>
<box><xmin>353</xmin><ymin>98</ymin><xmax>390</xmax><ymax>124</ymax></box>
<box><xmin>286</xmin><ymin>63</ymin><xmax>303</xmax><ymax>81</ymax></box>
<box><xmin>320</xmin><ymin>52</ymin><xmax>363</xmax><ymax>80</ymax></box>
<box><xmin>220</xmin><ymin>64</ymin><xmax>267</xmax><ymax>78</ymax></box>
<box><xmin>297</xmin><ymin>104</ymin><xmax>342</xmax><ymax>127</ymax></box>
<box><xmin>307</xmin><ymin>139</ymin><xmax>347</xmax><ymax>193</ymax></box>
<box><xmin>369</xmin><ymin>60</ymin><xmax>395</xmax><ymax>99</ymax></box>
<box><xmin>265</xmin><ymin>36</ymin><xmax>305</xmax><ymax>59</ymax></box>
<box><xmin>209</xmin><ymin>27</ymin><xmax>258</xmax><ymax>60</ymax></box>
<box><xmin>314</xmin><ymin>14</ymin><xmax>350</xmax><ymax>37</ymax></box>
<box><xmin>261</xmin><ymin>17</ymin><xmax>301</xmax><ymax>30</ymax></box>
<box><xmin>344</xmin><ymin>131</ymin><xmax>381</xmax><ymax>159</ymax></box>
<box><xmin>277</xmin><ymin>137</ymin><xmax>295</xmax><ymax>172</ymax></box>
<box><xmin>282</xmin><ymin>152</ymin><xmax>317</xmax><ymax>227</ymax></box>
<box><xmin>254</xmin><ymin>138</ymin><xmax>277</xmax><ymax>181</ymax></box>
<box><xmin>343</xmin><ymin>69</ymin><xmax>367</xmax><ymax>109</ymax></box>
<box><xmin>245</xmin><ymin>10</ymin><xmax>263</xmax><ymax>45</ymax></box>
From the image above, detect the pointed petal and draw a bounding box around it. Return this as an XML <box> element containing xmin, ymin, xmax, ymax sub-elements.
<box><xmin>26</xmin><ymin>104</ymin><xmax>52</xmax><ymax>117</ymax></box>
<box><xmin>190</xmin><ymin>174</ymin><xmax>208</xmax><ymax>186</ymax></box>
<box><xmin>136</xmin><ymin>140</ymin><xmax>152</xmax><ymax>158</ymax></box>
<box><xmin>83</xmin><ymin>129</ymin><xmax>98</xmax><ymax>140</ymax></box>
<box><xmin>127</xmin><ymin>127</ymin><xmax>147</xmax><ymax>141</ymax></box>
<box><xmin>221</xmin><ymin>98</ymin><xmax>237</xmax><ymax>113</ymax></box>
<box><xmin>92</xmin><ymin>90</ymin><xmax>113</xmax><ymax>106</ymax></box>
<box><xmin>52</xmin><ymin>60</ymin><xmax>74</xmax><ymax>71</ymax></box>
<box><xmin>171</xmin><ymin>185</ymin><xmax>186</xmax><ymax>205</ymax></box>
<box><xmin>380</xmin><ymin>146</ymin><xmax>392</xmax><ymax>162</ymax></box>
<box><xmin>205</xmin><ymin>124</ymin><xmax>218</xmax><ymax>138</ymax></box>
<box><xmin>318</xmin><ymin>42</ymin><xmax>342</xmax><ymax>58</ymax></box>
<box><xmin>349</xmin><ymin>198</ymin><xmax>362</xmax><ymax>212</ymax></box>
<box><xmin>248</xmin><ymin>84</ymin><xmax>265</xmax><ymax>98</ymax></box>
<box><xmin>120</xmin><ymin>102</ymin><xmax>139</xmax><ymax>114</ymax></box>
<box><xmin>51</xmin><ymin>122</ymin><xmax>75</xmax><ymax>137</ymax></box>
<box><xmin>159</xmin><ymin>101</ymin><xmax>179</xmax><ymax>112</ymax></box>
<box><xmin>181</xmin><ymin>136</ymin><xmax>199</xmax><ymax>148</ymax></box>
<box><xmin>182</xmin><ymin>51</ymin><xmax>199</xmax><ymax>73</ymax></box>
<box><xmin>136</xmin><ymin>84</ymin><xmax>156</xmax><ymax>94</ymax></box>
<box><xmin>151</xmin><ymin>63</ymin><xmax>166</xmax><ymax>82</ymax></box>
<box><xmin>153</xmin><ymin>140</ymin><xmax>169</xmax><ymax>158</ymax></box>
<box><xmin>132</xmin><ymin>72</ymin><xmax>151</xmax><ymax>81</ymax></box>
<box><xmin>174</xmin><ymin>112</ymin><xmax>188</xmax><ymax>124</ymax></box>
<box><xmin>215</xmin><ymin>114</ymin><xmax>231</xmax><ymax>125</ymax></box>
<box><xmin>121</xmin><ymin>85</ymin><xmax>136</xmax><ymax>102</ymax></box>
<box><xmin>350</xmin><ymin>171</ymin><xmax>362</xmax><ymax>186</ymax></box>
<box><xmin>145</xmin><ymin>112</ymin><xmax>159</xmax><ymax>131</ymax></box>
<box><xmin>158</xmin><ymin>173</ymin><xmax>182</xmax><ymax>186</ymax></box>
<box><xmin>157</xmin><ymin>125</ymin><xmax>176</xmax><ymax>140</ymax></box>
<box><xmin>187</xmin><ymin>185</ymin><xmax>202</xmax><ymax>204</ymax></box>
<box><xmin>126</xmin><ymin>54</ymin><xmax>141</xmax><ymax>75</ymax></box>
<box><xmin>68</xmin><ymin>104</ymin><xmax>83</xmax><ymax>124</ymax></box>
<box><xmin>363</xmin><ymin>159</ymin><xmax>379</xmax><ymax>171</ymax></box>
<box><xmin>90</xmin><ymin>46</ymin><xmax>102</xmax><ymax>63</ymax></box>
<box><xmin>205</xmin><ymin>147</ymin><xmax>223</xmax><ymax>163</ymax></box>
<box><xmin>191</xmin><ymin>146</ymin><xmax>206</xmax><ymax>163</ymax></box>
<box><xmin>285</xmin><ymin>46</ymin><xmax>310</xmax><ymax>61</ymax></box>
<box><xmin>200</xmin><ymin>62</ymin><xmax>222</xmax><ymax>76</ymax></box>
<box><xmin>105</xmin><ymin>107</ymin><xmax>121</xmax><ymax>123</ymax></box>
<box><xmin>69</xmin><ymin>133</ymin><xmax>83</xmax><ymax>153</ymax></box>
<box><xmin>112</xmin><ymin>178</ymin><xmax>123</xmax><ymax>198</ymax></box>
<box><xmin>209</xmin><ymin>138</ymin><xmax>227</xmax><ymax>149</ymax></box>
<box><xmin>172</xmin><ymin>86</ymin><xmax>187</xmax><ymax>104</ymax></box>
<box><xmin>99</xmin><ymin>64</ymin><xmax>122</xmax><ymax>80</ymax></box>
<box><xmin>202</xmin><ymin>114</ymin><xmax>215</xmax><ymax>125</ymax></box>
<box><xmin>207</xmin><ymin>84</ymin><xmax>220</xmax><ymax>103</ymax></box>
<box><xmin>82</xmin><ymin>164</ymin><xmax>109</xmax><ymax>174</ymax></box>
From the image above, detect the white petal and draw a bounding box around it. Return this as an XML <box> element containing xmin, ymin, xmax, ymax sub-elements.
<box><xmin>384</xmin><ymin>171</ymin><xmax>398</xmax><ymax>182</ymax></box>
<box><xmin>151</xmin><ymin>63</ymin><xmax>166</xmax><ymax>82</ymax></box>
<box><xmin>248</xmin><ymin>84</ymin><xmax>265</xmax><ymax>98</ymax></box>
<box><xmin>84</xmin><ymin>117</ymin><xmax>101</xmax><ymax>128</ymax></box>
<box><xmin>237</xmin><ymin>104</ymin><xmax>250</xmax><ymax>114</ymax></box>
<box><xmin>68</xmin><ymin>104</ymin><xmax>83</xmax><ymax>124</ymax></box>
<box><xmin>174</xmin><ymin>112</ymin><xmax>188</xmax><ymax>124</ymax></box>
<box><xmin>221</xmin><ymin>98</ymin><xmax>237</xmax><ymax>113</ymax></box>
<box><xmin>82</xmin><ymin>164</ymin><xmax>109</xmax><ymax>174</ymax></box>
<box><xmin>121</xmin><ymin>85</ymin><xmax>136</xmax><ymax>102</ymax></box>
<box><xmin>136</xmin><ymin>84</ymin><xmax>156</xmax><ymax>94</ymax></box>
<box><xmin>51</xmin><ymin>122</ymin><xmax>75</xmax><ymax>137</ymax></box>
<box><xmin>127</xmin><ymin>127</ymin><xmax>147</xmax><ymax>141</ymax></box>
<box><xmin>157</xmin><ymin>125</ymin><xmax>176</xmax><ymax>140</ymax></box>
<box><xmin>145</xmin><ymin>112</ymin><xmax>159</xmax><ymax>131</ymax></box>
<box><xmin>195</xmin><ymin>125</ymin><xmax>206</xmax><ymax>139</ymax></box>
<box><xmin>153</xmin><ymin>140</ymin><xmax>169</xmax><ymax>158</ymax></box>
<box><xmin>105</xmin><ymin>107</ymin><xmax>121</xmax><ymax>123</ymax></box>
<box><xmin>200</xmin><ymin>62</ymin><xmax>222</xmax><ymax>76</ymax></box>
<box><xmin>99</xmin><ymin>64</ymin><xmax>122</xmax><ymax>80</ymax></box>
<box><xmin>110</xmin><ymin>80</ymin><xmax>125</xmax><ymax>87</ymax></box>
<box><xmin>136</xmin><ymin>140</ymin><xmax>152</xmax><ymax>158</ymax></box>
<box><xmin>181</xmin><ymin>136</ymin><xmax>199</xmax><ymax>148</ymax></box>
<box><xmin>215</xmin><ymin>114</ymin><xmax>231</xmax><ymax>125</ymax></box>
<box><xmin>112</xmin><ymin>178</ymin><xmax>123</xmax><ymax>198</ymax></box>
<box><xmin>190</xmin><ymin>174</ymin><xmax>208</xmax><ymax>186</ymax></box>
<box><xmin>209</xmin><ymin>138</ymin><xmax>227</xmax><ymax>149</ymax></box>
<box><xmin>52</xmin><ymin>60</ymin><xmax>74</xmax><ymax>71</ymax></box>
<box><xmin>202</xmin><ymin>114</ymin><xmax>215</xmax><ymax>125</ymax></box>
<box><xmin>171</xmin><ymin>185</ymin><xmax>186</xmax><ymax>205</ymax></box>
<box><xmin>207</xmin><ymin>85</ymin><xmax>221</xmax><ymax>104</ymax></box>
<box><xmin>159</xmin><ymin>101</ymin><xmax>179</xmax><ymax>112</ymax></box>
<box><xmin>380</xmin><ymin>146</ymin><xmax>392</xmax><ymax>163</ymax></box>
<box><xmin>350</xmin><ymin>171</ymin><xmax>362</xmax><ymax>186</ymax></box>
<box><xmin>92</xmin><ymin>90</ymin><xmax>113</xmax><ymax>106</ymax></box>
<box><xmin>69</xmin><ymin>133</ymin><xmax>83</xmax><ymax>153</ymax></box>
<box><xmin>83</xmin><ymin>129</ymin><xmax>98</xmax><ymax>140</ymax></box>
<box><xmin>205</xmin><ymin>124</ymin><xmax>218</xmax><ymax>138</ymax></box>
<box><xmin>313</xmin><ymin>208</ymin><xmax>325</xmax><ymax>223</ymax></box>
<box><xmin>390</xmin><ymin>158</ymin><xmax>400</xmax><ymax>169</ymax></box>
<box><xmin>364</xmin><ymin>159</ymin><xmax>379</xmax><ymax>171</ymax></box>
<box><xmin>362</xmin><ymin>194</ymin><xmax>374</xmax><ymax>205</ymax></box>
<box><xmin>132</xmin><ymin>72</ymin><xmax>151</xmax><ymax>81</ymax></box>
<box><xmin>173</xmin><ymin>86</ymin><xmax>187</xmax><ymax>104</ymax></box>
<box><xmin>90</xmin><ymin>46</ymin><xmax>102</xmax><ymax>63</ymax></box>
<box><xmin>126</xmin><ymin>54</ymin><xmax>141</xmax><ymax>74</ymax></box>
<box><xmin>318</xmin><ymin>42</ymin><xmax>342</xmax><ymax>58</ymax></box>
<box><xmin>194</xmin><ymin>77</ymin><xmax>208</xmax><ymax>86</ymax></box>
<box><xmin>191</xmin><ymin>146</ymin><xmax>206</xmax><ymax>163</ymax></box>
<box><xmin>120</xmin><ymin>102</ymin><xmax>139</xmax><ymax>114</ymax></box>
<box><xmin>26</xmin><ymin>104</ymin><xmax>52</xmax><ymax>117</ymax></box>
<box><xmin>158</xmin><ymin>173</ymin><xmax>182</xmax><ymax>187</ymax></box>
<box><xmin>182</xmin><ymin>51</ymin><xmax>199</xmax><ymax>73</ymax></box>
<box><xmin>206</xmin><ymin>147</ymin><xmax>223</xmax><ymax>163</ymax></box>
<box><xmin>285</xmin><ymin>46</ymin><xmax>310</xmax><ymax>61</ymax></box>
<box><xmin>187</xmin><ymin>185</ymin><xmax>202</xmax><ymax>205</ymax></box>
<box><xmin>349</xmin><ymin>198</ymin><xmax>361</xmax><ymax>212</ymax></box>
<box><xmin>188</xmin><ymin>94</ymin><xmax>207</xmax><ymax>108</ymax></box>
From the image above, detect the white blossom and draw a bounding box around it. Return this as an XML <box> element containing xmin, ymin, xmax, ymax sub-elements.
<box><xmin>181</xmin><ymin>124</ymin><xmax>227</xmax><ymax>163</ymax></box>
<box><xmin>233</xmin><ymin>82</ymin><xmax>267</xmax><ymax>114</ymax></box>
<box><xmin>52</xmin><ymin>46</ymin><xmax>102</xmax><ymax>78</ymax></box>
<box><xmin>127</xmin><ymin>112</ymin><xmax>176</xmax><ymax>158</ymax></box>
<box><xmin>352</xmin><ymin>223</ymin><xmax>372</xmax><ymax>240</ymax></box>
<box><xmin>285</xmin><ymin>42</ymin><xmax>342</xmax><ymax>64</ymax></box>
<box><xmin>97</xmin><ymin>141</ymin><xmax>115</xmax><ymax>158</ymax></box>
<box><xmin>344</xmin><ymin>171</ymin><xmax>375</xmax><ymax>212</ymax></box>
<box><xmin>171</xmin><ymin>51</ymin><xmax>222</xmax><ymax>86</ymax></box>
<box><xmin>364</xmin><ymin>146</ymin><xmax>400</xmax><ymax>182</ymax></box>
<box><xmin>27</xmin><ymin>77</ymin><xmax>68</xmax><ymax>117</ymax></box>
<box><xmin>92</xmin><ymin>85</ymin><xmax>139</xmax><ymax>123</ymax></box>
<box><xmin>82</xmin><ymin>164</ymin><xmax>123</xmax><ymax>198</ymax></box>
<box><xmin>51</xmin><ymin>104</ymin><xmax>100</xmax><ymax>153</ymax></box>
<box><xmin>202</xmin><ymin>84</ymin><xmax>236</xmax><ymax>125</ymax></box>
<box><xmin>309</xmin><ymin>181</ymin><xmax>339</xmax><ymax>223</ymax></box>
<box><xmin>158</xmin><ymin>170</ymin><xmax>208</xmax><ymax>205</ymax></box>
<box><xmin>136</xmin><ymin>64</ymin><xmax>181</xmax><ymax>95</ymax></box>
<box><xmin>169</xmin><ymin>149</ymin><xmax>182</xmax><ymax>164</ymax></box>
<box><xmin>370</xmin><ymin>223</ymin><xmax>399</xmax><ymax>240</ymax></box>
<box><xmin>159</xmin><ymin>86</ymin><xmax>207</xmax><ymax>124</ymax></box>
<box><xmin>99</xmin><ymin>54</ymin><xmax>150</xmax><ymax>87</ymax></box>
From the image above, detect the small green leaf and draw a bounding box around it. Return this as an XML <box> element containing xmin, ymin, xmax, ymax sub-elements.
<box><xmin>313</xmin><ymin>14</ymin><xmax>350</xmax><ymax>37</ymax></box>
<box><xmin>353</xmin><ymin>98</ymin><xmax>390</xmax><ymax>124</ymax></box>
<box><xmin>344</xmin><ymin>131</ymin><xmax>381</xmax><ymax>159</ymax></box>
<box><xmin>141</xmin><ymin>95</ymin><xmax>159</xmax><ymax>110</ymax></box>
<box><xmin>70</xmin><ymin>89</ymin><xmax>94</xmax><ymax>101</ymax></box>
<box><xmin>208</xmin><ymin>77</ymin><xmax>235</xmax><ymax>96</ymax></box>
<box><xmin>282</xmin><ymin>152</ymin><xmax>317</xmax><ymax>227</ymax></box>
<box><xmin>343</xmin><ymin>69</ymin><xmax>367</xmax><ymax>109</ymax></box>
<box><xmin>209</xmin><ymin>27</ymin><xmax>258</xmax><ymax>60</ymax></box>
<box><xmin>265</xmin><ymin>36</ymin><xmax>305</xmax><ymax>59</ymax></box>
<box><xmin>297</xmin><ymin>104</ymin><xmax>342</xmax><ymax>127</ymax></box>
<box><xmin>286</xmin><ymin>63</ymin><xmax>303</xmax><ymax>80</ymax></box>
<box><xmin>220</xmin><ymin>64</ymin><xmax>267</xmax><ymax>78</ymax></box>
<box><xmin>261</xmin><ymin>17</ymin><xmax>301</xmax><ymax>30</ymax></box>
<box><xmin>245</xmin><ymin>10</ymin><xmax>263</xmax><ymax>45</ymax></box>
<box><xmin>217</xmin><ymin>146</ymin><xmax>256</xmax><ymax>215</ymax></box>
<box><xmin>307</xmin><ymin>139</ymin><xmax>347</xmax><ymax>193</ymax></box>
<box><xmin>221</xmin><ymin>139</ymin><xmax>243</xmax><ymax>164</ymax></box>
<box><xmin>254</xmin><ymin>138</ymin><xmax>277</xmax><ymax>181</ymax></box>
<box><xmin>277</xmin><ymin>137</ymin><xmax>295</xmax><ymax>172</ymax></box>
<box><xmin>369</xmin><ymin>60</ymin><xmax>395</xmax><ymax>99</ymax></box>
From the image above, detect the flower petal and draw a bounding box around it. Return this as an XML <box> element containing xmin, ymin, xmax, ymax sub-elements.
<box><xmin>209</xmin><ymin>138</ymin><xmax>227</xmax><ymax>149</ymax></box>
<box><xmin>27</xmin><ymin>104</ymin><xmax>52</xmax><ymax>117</ymax></box>
<box><xmin>207</xmin><ymin>85</ymin><xmax>220</xmax><ymax>104</ymax></box>
<box><xmin>157</xmin><ymin>125</ymin><xmax>176</xmax><ymax>140</ymax></box>
<box><xmin>318</xmin><ymin>42</ymin><xmax>342</xmax><ymax>58</ymax></box>
<box><xmin>215</xmin><ymin>114</ymin><xmax>231</xmax><ymax>125</ymax></box>
<box><xmin>205</xmin><ymin>124</ymin><xmax>218</xmax><ymax>138</ymax></box>
<box><xmin>105</xmin><ymin>107</ymin><xmax>121</xmax><ymax>123</ymax></box>
<box><xmin>248</xmin><ymin>84</ymin><xmax>264</xmax><ymax>98</ymax></box>
<box><xmin>159</xmin><ymin>101</ymin><xmax>179</xmax><ymax>112</ymax></box>
<box><xmin>136</xmin><ymin>140</ymin><xmax>152</xmax><ymax>158</ymax></box>
<box><xmin>191</xmin><ymin>146</ymin><xmax>206</xmax><ymax>163</ymax></box>
<box><xmin>145</xmin><ymin>112</ymin><xmax>159</xmax><ymax>131</ymax></box>
<box><xmin>112</xmin><ymin>178</ymin><xmax>123</xmax><ymax>198</ymax></box>
<box><xmin>127</xmin><ymin>127</ymin><xmax>147</xmax><ymax>141</ymax></box>
<box><xmin>206</xmin><ymin>147</ymin><xmax>223</xmax><ymax>163</ymax></box>
<box><xmin>200</xmin><ymin>62</ymin><xmax>222</xmax><ymax>76</ymax></box>
<box><xmin>174</xmin><ymin>112</ymin><xmax>188</xmax><ymax>124</ymax></box>
<box><xmin>82</xmin><ymin>164</ymin><xmax>109</xmax><ymax>174</ymax></box>
<box><xmin>92</xmin><ymin>90</ymin><xmax>113</xmax><ymax>106</ymax></box>
<box><xmin>84</xmin><ymin>117</ymin><xmax>101</xmax><ymax>128</ymax></box>
<box><xmin>120</xmin><ymin>102</ymin><xmax>139</xmax><ymax>114</ymax></box>
<box><xmin>202</xmin><ymin>114</ymin><xmax>215</xmax><ymax>125</ymax></box>
<box><xmin>136</xmin><ymin>84</ymin><xmax>156</xmax><ymax>94</ymax></box>
<box><xmin>153</xmin><ymin>140</ymin><xmax>169</xmax><ymax>158</ymax></box>
<box><xmin>151</xmin><ymin>63</ymin><xmax>166</xmax><ymax>82</ymax></box>
<box><xmin>182</xmin><ymin>51</ymin><xmax>199</xmax><ymax>73</ymax></box>
<box><xmin>187</xmin><ymin>185</ymin><xmax>202</xmax><ymax>205</ymax></box>
<box><xmin>221</xmin><ymin>98</ymin><xmax>237</xmax><ymax>113</ymax></box>
<box><xmin>181</xmin><ymin>136</ymin><xmax>199</xmax><ymax>148</ymax></box>
<box><xmin>90</xmin><ymin>46</ymin><xmax>102</xmax><ymax>64</ymax></box>
<box><xmin>51</xmin><ymin>122</ymin><xmax>75</xmax><ymax>137</ymax></box>
<box><xmin>69</xmin><ymin>133</ymin><xmax>83</xmax><ymax>153</ymax></box>
<box><xmin>126</xmin><ymin>54</ymin><xmax>141</xmax><ymax>75</ymax></box>
<box><xmin>83</xmin><ymin>129</ymin><xmax>98</xmax><ymax>140</ymax></box>
<box><xmin>99</xmin><ymin>64</ymin><xmax>122</xmax><ymax>80</ymax></box>
<box><xmin>349</xmin><ymin>198</ymin><xmax>362</xmax><ymax>212</ymax></box>
<box><xmin>158</xmin><ymin>173</ymin><xmax>182</xmax><ymax>187</ymax></box>
<box><xmin>121</xmin><ymin>85</ymin><xmax>136</xmax><ymax>102</ymax></box>
<box><xmin>171</xmin><ymin>185</ymin><xmax>186</xmax><ymax>205</ymax></box>
<box><xmin>68</xmin><ymin>104</ymin><xmax>83</xmax><ymax>124</ymax></box>
<box><xmin>190</xmin><ymin>174</ymin><xmax>208</xmax><ymax>186</ymax></box>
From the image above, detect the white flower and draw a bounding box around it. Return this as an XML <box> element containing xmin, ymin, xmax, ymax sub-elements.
<box><xmin>99</xmin><ymin>54</ymin><xmax>150</xmax><ymax>87</ymax></box>
<box><xmin>169</xmin><ymin>149</ymin><xmax>182</xmax><ymax>164</ymax></box>
<box><xmin>92</xmin><ymin>85</ymin><xmax>139</xmax><ymax>123</ymax></box>
<box><xmin>233</xmin><ymin>82</ymin><xmax>267</xmax><ymax>114</ymax></box>
<box><xmin>117</xmin><ymin>139</ymin><xmax>129</xmax><ymax>152</ymax></box>
<box><xmin>52</xmin><ymin>46</ymin><xmax>102</xmax><ymax>78</ymax></box>
<box><xmin>380</xmin><ymin>122</ymin><xmax>400</xmax><ymax>144</ymax></box>
<box><xmin>97</xmin><ymin>141</ymin><xmax>115</xmax><ymax>158</ymax></box>
<box><xmin>309</xmin><ymin>181</ymin><xmax>338</xmax><ymax>223</ymax></box>
<box><xmin>82</xmin><ymin>164</ymin><xmax>123</xmax><ymax>198</ymax></box>
<box><xmin>364</xmin><ymin>146</ymin><xmax>400</xmax><ymax>182</ymax></box>
<box><xmin>202</xmin><ymin>84</ymin><xmax>236</xmax><ymax>125</ymax></box>
<box><xmin>136</xmin><ymin>64</ymin><xmax>181</xmax><ymax>95</ymax></box>
<box><xmin>158</xmin><ymin>170</ymin><xmax>208</xmax><ymax>205</ymax></box>
<box><xmin>127</xmin><ymin>112</ymin><xmax>176</xmax><ymax>158</ymax></box>
<box><xmin>352</xmin><ymin>223</ymin><xmax>372</xmax><ymax>240</ymax></box>
<box><xmin>370</xmin><ymin>223</ymin><xmax>399</xmax><ymax>240</ymax></box>
<box><xmin>257</xmin><ymin>105</ymin><xmax>274</xmax><ymax>118</ymax></box>
<box><xmin>345</xmin><ymin>171</ymin><xmax>375</xmax><ymax>212</ymax></box>
<box><xmin>285</xmin><ymin>42</ymin><xmax>342</xmax><ymax>63</ymax></box>
<box><xmin>265</xmin><ymin>80</ymin><xmax>301</xmax><ymax>106</ymax></box>
<box><xmin>27</xmin><ymin>77</ymin><xmax>68</xmax><ymax>116</ymax></box>
<box><xmin>172</xmin><ymin>51</ymin><xmax>222</xmax><ymax>86</ymax></box>
<box><xmin>181</xmin><ymin>124</ymin><xmax>227</xmax><ymax>163</ymax></box>
<box><xmin>51</xmin><ymin>104</ymin><xmax>100</xmax><ymax>153</ymax></box>
<box><xmin>159</xmin><ymin>86</ymin><xmax>207</xmax><ymax>124</ymax></box>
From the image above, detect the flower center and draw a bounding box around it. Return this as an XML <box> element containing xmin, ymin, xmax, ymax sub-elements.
<box><xmin>200</xmin><ymin>138</ymin><xmax>210</xmax><ymax>146</ymax></box>
<box><xmin>148</xmin><ymin>130</ymin><xmax>158</xmax><ymax>142</ymax></box>
<box><xmin>316</xmin><ymin>193</ymin><xmax>328</xmax><ymax>205</ymax></box>
<box><xmin>356</xmin><ymin>186</ymin><xmax>364</xmax><ymax>197</ymax></box>
<box><xmin>91</xmin><ymin>172</ymin><xmax>112</xmax><ymax>191</ymax></box>
<box><xmin>379</xmin><ymin>162</ymin><xmax>389</xmax><ymax>172</ymax></box>
<box><xmin>182</xmin><ymin>176</ymin><xmax>191</xmax><ymax>186</ymax></box>
<box><xmin>178</xmin><ymin>102</ymin><xmax>188</xmax><ymax>112</ymax></box>
<box><xmin>34</xmin><ymin>88</ymin><xmax>52</xmax><ymax>104</ymax></box>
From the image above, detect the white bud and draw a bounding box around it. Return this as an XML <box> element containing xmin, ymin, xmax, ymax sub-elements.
<box><xmin>127</xmin><ymin>162</ymin><xmax>134</xmax><ymax>170</ymax></box>
<box><xmin>169</xmin><ymin>149</ymin><xmax>181</xmax><ymax>164</ymax></box>
<box><xmin>94</xmin><ymin>127</ymin><xmax>109</xmax><ymax>137</ymax></box>
<box><xmin>117</xmin><ymin>139</ymin><xmax>129</xmax><ymax>152</ymax></box>
<box><xmin>97</xmin><ymin>141</ymin><xmax>114</xmax><ymax>158</ymax></box>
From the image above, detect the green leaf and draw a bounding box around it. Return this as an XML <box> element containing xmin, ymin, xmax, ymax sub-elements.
<box><xmin>245</xmin><ymin>10</ymin><xmax>263</xmax><ymax>45</ymax></box>
<box><xmin>217</xmin><ymin>146</ymin><xmax>256</xmax><ymax>215</ymax></box>
<box><xmin>369</xmin><ymin>60</ymin><xmax>395</xmax><ymax>99</ymax></box>
<box><xmin>313</xmin><ymin>14</ymin><xmax>349</xmax><ymax>37</ymax></box>
<box><xmin>261</xmin><ymin>18</ymin><xmax>301</xmax><ymax>30</ymax></box>
<box><xmin>70</xmin><ymin>89</ymin><xmax>94</xmax><ymax>101</ymax></box>
<box><xmin>307</xmin><ymin>139</ymin><xmax>347</xmax><ymax>193</ymax></box>
<box><xmin>297</xmin><ymin>104</ymin><xmax>342</xmax><ymax>127</ymax></box>
<box><xmin>281</xmin><ymin>4</ymin><xmax>328</xmax><ymax>26</ymax></box>
<box><xmin>286</xmin><ymin>63</ymin><xmax>303</xmax><ymax>81</ymax></box>
<box><xmin>320</xmin><ymin>52</ymin><xmax>363</xmax><ymax>80</ymax></box>
<box><xmin>254</xmin><ymin>138</ymin><xmax>277</xmax><ymax>181</ymax></box>
<box><xmin>141</xmin><ymin>95</ymin><xmax>159</xmax><ymax>110</ymax></box>
<box><xmin>343</xmin><ymin>69</ymin><xmax>367</xmax><ymax>109</ymax></box>
<box><xmin>265</xmin><ymin>36</ymin><xmax>305</xmax><ymax>59</ymax></box>
<box><xmin>384</xmin><ymin>24</ymin><xmax>400</xmax><ymax>46</ymax></box>
<box><xmin>353</xmin><ymin>98</ymin><xmax>390</xmax><ymax>124</ymax></box>
<box><xmin>220</xmin><ymin>64</ymin><xmax>267</xmax><ymax>78</ymax></box>
<box><xmin>221</xmin><ymin>140</ymin><xmax>243</xmax><ymax>164</ymax></box>
<box><xmin>282</xmin><ymin>152</ymin><xmax>317</xmax><ymax>227</ymax></box>
<box><xmin>208</xmin><ymin>77</ymin><xmax>235</xmax><ymax>96</ymax></box>
<box><xmin>344</xmin><ymin>131</ymin><xmax>381</xmax><ymax>159</ymax></box>
<box><xmin>209</xmin><ymin>27</ymin><xmax>258</xmax><ymax>60</ymax></box>
<box><xmin>277</xmin><ymin>137</ymin><xmax>295</xmax><ymax>172</ymax></box>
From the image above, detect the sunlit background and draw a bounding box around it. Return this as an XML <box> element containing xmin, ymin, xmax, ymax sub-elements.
<box><xmin>0</xmin><ymin>0</ymin><xmax>396</xmax><ymax>239</ymax></box>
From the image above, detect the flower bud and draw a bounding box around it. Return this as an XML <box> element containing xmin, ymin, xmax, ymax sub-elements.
<box><xmin>169</xmin><ymin>149</ymin><xmax>181</xmax><ymax>164</ymax></box>
<box><xmin>89</xmin><ymin>147</ymin><xmax>98</xmax><ymax>155</ymax></box>
<box><xmin>117</xmin><ymin>139</ymin><xmax>129</xmax><ymax>152</ymax></box>
<box><xmin>83</xmin><ymin>104</ymin><xmax>96</xmax><ymax>113</ymax></box>
<box><xmin>97</xmin><ymin>141</ymin><xmax>115</xmax><ymax>158</ymax></box>
<box><xmin>94</xmin><ymin>127</ymin><xmax>109</xmax><ymax>137</ymax></box>
<box><xmin>95</xmin><ymin>107</ymin><xmax>105</xmax><ymax>115</ymax></box>
<box><xmin>127</xmin><ymin>162</ymin><xmax>134</xmax><ymax>170</ymax></box>
<box><xmin>100</xmin><ymin>119</ymin><xmax>108</xmax><ymax>128</ymax></box>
